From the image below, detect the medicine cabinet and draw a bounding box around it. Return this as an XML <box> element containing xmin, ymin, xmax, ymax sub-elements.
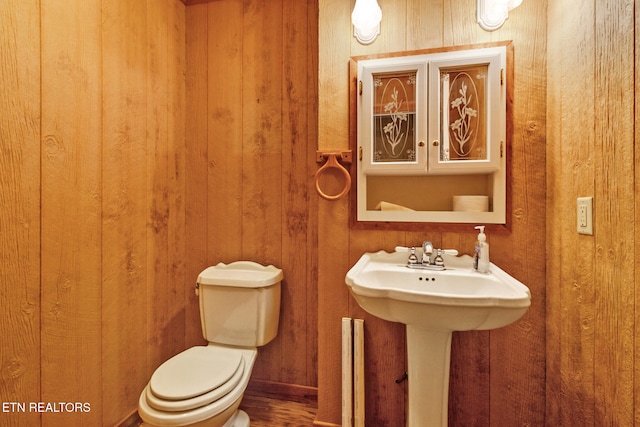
<box><xmin>349</xmin><ymin>42</ymin><xmax>512</xmax><ymax>228</ymax></box>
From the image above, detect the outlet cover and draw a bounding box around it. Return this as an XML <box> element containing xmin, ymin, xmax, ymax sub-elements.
<box><xmin>577</xmin><ymin>197</ymin><xmax>593</xmax><ymax>235</ymax></box>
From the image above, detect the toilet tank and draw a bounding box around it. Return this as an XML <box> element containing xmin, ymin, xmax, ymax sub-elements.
<box><xmin>196</xmin><ymin>261</ymin><xmax>283</xmax><ymax>347</ymax></box>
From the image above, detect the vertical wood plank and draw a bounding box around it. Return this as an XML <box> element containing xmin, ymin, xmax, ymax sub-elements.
<box><xmin>280</xmin><ymin>0</ymin><xmax>314</xmax><ymax>385</ymax></box>
<box><xmin>593</xmin><ymin>0</ymin><xmax>635</xmax><ymax>424</ymax></box>
<box><xmin>241</xmin><ymin>0</ymin><xmax>283</xmax><ymax>265</ymax></box>
<box><xmin>443</xmin><ymin>0</ymin><xmax>491</xmax><ymax>46</ymax></box>
<box><xmin>306</xmin><ymin>0</ymin><xmax>320</xmax><ymax>389</ymax></box>
<box><xmin>40</xmin><ymin>0</ymin><xmax>103</xmax><ymax>424</ymax></box>
<box><xmin>316</xmin><ymin>198</ymin><xmax>352</xmax><ymax>426</ymax></box>
<box><xmin>318</xmin><ymin>0</ymin><xmax>351</xmax><ymax>150</ymax></box>
<box><xmin>406</xmin><ymin>0</ymin><xmax>443</xmax><ymax>50</ymax></box>
<box><xmin>168</xmin><ymin>0</ymin><xmax>187</xmax><ymax>359</ymax></box>
<box><xmin>545</xmin><ymin>0</ymin><xmax>563</xmax><ymax>421</ymax></box>
<box><xmin>447</xmin><ymin>331</ymin><xmax>490</xmax><ymax>426</ymax></box>
<box><xmin>547</xmin><ymin>0</ymin><xmax>596</xmax><ymax>424</ymax></box>
<box><xmin>207</xmin><ymin>0</ymin><xmax>244</xmax><ymax>265</ymax></box>
<box><xmin>241</xmin><ymin>0</ymin><xmax>284</xmax><ymax>380</ymax></box>
<box><xmin>185</xmin><ymin>3</ymin><xmax>210</xmax><ymax>348</ymax></box>
<box><xmin>146</xmin><ymin>0</ymin><xmax>174</xmax><ymax>373</ymax></box>
<box><xmin>545</xmin><ymin>1</ymin><xmax>563</xmax><ymax>422</ymax></box>
<box><xmin>636</xmin><ymin>0</ymin><xmax>640</xmax><ymax>422</ymax></box>
<box><xmin>317</xmin><ymin>0</ymin><xmax>352</xmax><ymax>423</ymax></box>
<box><xmin>101</xmin><ymin>0</ymin><xmax>149</xmax><ymax>423</ymax></box>
<box><xmin>0</xmin><ymin>1</ymin><xmax>41</xmax><ymax>425</ymax></box>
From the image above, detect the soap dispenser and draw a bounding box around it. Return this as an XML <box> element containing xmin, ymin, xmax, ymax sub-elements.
<box><xmin>474</xmin><ymin>225</ymin><xmax>490</xmax><ymax>273</ymax></box>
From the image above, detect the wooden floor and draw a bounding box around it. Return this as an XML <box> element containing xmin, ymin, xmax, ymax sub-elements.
<box><xmin>131</xmin><ymin>393</ymin><xmax>318</xmax><ymax>427</ymax></box>
<box><xmin>239</xmin><ymin>394</ymin><xmax>317</xmax><ymax>426</ymax></box>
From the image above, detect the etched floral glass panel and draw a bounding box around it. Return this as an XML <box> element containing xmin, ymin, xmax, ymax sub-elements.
<box><xmin>372</xmin><ymin>71</ymin><xmax>417</xmax><ymax>164</ymax></box>
<box><xmin>439</xmin><ymin>65</ymin><xmax>488</xmax><ymax>162</ymax></box>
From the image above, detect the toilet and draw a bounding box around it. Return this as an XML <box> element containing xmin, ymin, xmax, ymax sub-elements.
<box><xmin>138</xmin><ymin>261</ymin><xmax>283</xmax><ymax>427</ymax></box>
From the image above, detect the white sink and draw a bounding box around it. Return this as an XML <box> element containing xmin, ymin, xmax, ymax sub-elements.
<box><xmin>345</xmin><ymin>250</ymin><xmax>530</xmax><ymax>331</ymax></box>
<box><xmin>345</xmin><ymin>249</ymin><xmax>531</xmax><ymax>427</ymax></box>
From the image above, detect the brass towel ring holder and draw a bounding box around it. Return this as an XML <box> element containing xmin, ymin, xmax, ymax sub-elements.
<box><xmin>315</xmin><ymin>151</ymin><xmax>352</xmax><ymax>201</ymax></box>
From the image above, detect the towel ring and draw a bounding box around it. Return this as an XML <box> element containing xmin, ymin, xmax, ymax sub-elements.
<box><xmin>315</xmin><ymin>153</ymin><xmax>351</xmax><ymax>201</ymax></box>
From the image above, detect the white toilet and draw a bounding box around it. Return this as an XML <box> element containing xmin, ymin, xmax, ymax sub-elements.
<box><xmin>138</xmin><ymin>261</ymin><xmax>283</xmax><ymax>427</ymax></box>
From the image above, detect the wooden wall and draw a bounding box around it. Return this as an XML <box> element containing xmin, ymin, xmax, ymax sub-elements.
<box><xmin>547</xmin><ymin>0</ymin><xmax>639</xmax><ymax>425</ymax></box>
<box><xmin>1</xmin><ymin>1</ymin><xmax>319</xmax><ymax>425</ymax></box>
<box><xmin>7</xmin><ymin>0</ymin><xmax>639</xmax><ymax>425</ymax></box>
<box><xmin>1</xmin><ymin>1</ymin><xmax>41</xmax><ymax>425</ymax></box>
<box><xmin>318</xmin><ymin>0</ymin><xmax>547</xmax><ymax>425</ymax></box>
<box><xmin>183</xmin><ymin>1</ymin><xmax>319</xmax><ymax>388</ymax></box>
<box><xmin>1</xmin><ymin>1</ymin><xmax>186</xmax><ymax>425</ymax></box>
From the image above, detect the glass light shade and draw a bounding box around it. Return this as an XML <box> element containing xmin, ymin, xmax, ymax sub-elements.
<box><xmin>352</xmin><ymin>0</ymin><xmax>382</xmax><ymax>45</ymax></box>
<box><xmin>477</xmin><ymin>0</ymin><xmax>521</xmax><ymax>31</ymax></box>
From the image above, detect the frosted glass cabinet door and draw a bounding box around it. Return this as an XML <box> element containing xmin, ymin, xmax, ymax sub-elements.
<box><xmin>351</xmin><ymin>43</ymin><xmax>510</xmax><ymax>225</ymax></box>
<box><xmin>358</xmin><ymin>58</ymin><xmax>427</xmax><ymax>175</ymax></box>
<box><xmin>427</xmin><ymin>46</ymin><xmax>506</xmax><ymax>174</ymax></box>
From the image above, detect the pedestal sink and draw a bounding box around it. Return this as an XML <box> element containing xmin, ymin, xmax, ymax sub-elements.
<box><xmin>345</xmin><ymin>249</ymin><xmax>531</xmax><ymax>427</ymax></box>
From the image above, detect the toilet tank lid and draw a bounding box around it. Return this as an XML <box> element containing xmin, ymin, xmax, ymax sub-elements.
<box><xmin>197</xmin><ymin>261</ymin><xmax>283</xmax><ymax>288</ymax></box>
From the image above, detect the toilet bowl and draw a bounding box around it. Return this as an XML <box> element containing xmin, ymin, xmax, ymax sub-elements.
<box><xmin>138</xmin><ymin>261</ymin><xmax>283</xmax><ymax>427</ymax></box>
<box><xmin>139</xmin><ymin>345</ymin><xmax>256</xmax><ymax>426</ymax></box>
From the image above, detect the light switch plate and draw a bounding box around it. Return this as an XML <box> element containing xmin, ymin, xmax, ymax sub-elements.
<box><xmin>577</xmin><ymin>197</ymin><xmax>593</xmax><ymax>235</ymax></box>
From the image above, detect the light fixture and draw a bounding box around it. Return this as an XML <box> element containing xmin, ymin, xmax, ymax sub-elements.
<box><xmin>477</xmin><ymin>0</ymin><xmax>522</xmax><ymax>31</ymax></box>
<box><xmin>352</xmin><ymin>0</ymin><xmax>382</xmax><ymax>45</ymax></box>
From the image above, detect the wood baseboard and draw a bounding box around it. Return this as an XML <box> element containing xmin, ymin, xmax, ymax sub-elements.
<box><xmin>312</xmin><ymin>421</ymin><xmax>340</xmax><ymax>427</ymax></box>
<box><xmin>245</xmin><ymin>378</ymin><xmax>318</xmax><ymax>406</ymax></box>
<box><xmin>116</xmin><ymin>409</ymin><xmax>142</xmax><ymax>427</ymax></box>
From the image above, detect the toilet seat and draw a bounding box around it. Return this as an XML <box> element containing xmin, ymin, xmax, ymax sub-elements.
<box><xmin>151</xmin><ymin>346</ymin><xmax>243</xmax><ymax>400</ymax></box>
<box><xmin>146</xmin><ymin>357</ymin><xmax>244</xmax><ymax>412</ymax></box>
<box><xmin>138</xmin><ymin>346</ymin><xmax>257</xmax><ymax>427</ymax></box>
<box><xmin>147</xmin><ymin>345</ymin><xmax>244</xmax><ymax>412</ymax></box>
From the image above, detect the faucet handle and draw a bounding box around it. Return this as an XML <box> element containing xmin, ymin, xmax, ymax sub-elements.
<box><xmin>395</xmin><ymin>245</ymin><xmax>457</xmax><ymax>257</ymax></box>
<box><xmin>407</xmin><ymin>247</ymin><xmax>419</xmax><ymax>264</ymax></box>
<box><xmin>441</xmin><ymin>249</ymin><xmax>459</xmax><ymax>256</ymax></box>
<box><xmin>434</xmin><ymin>249</ymin><xmax>445</xmax><ymax>266</ymax></box>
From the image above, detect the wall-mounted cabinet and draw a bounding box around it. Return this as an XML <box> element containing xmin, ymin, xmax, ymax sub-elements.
<box><xmin>350</xmin><ymin>42</ymin><xmax>512</xmax><ymax>228</ymax></box>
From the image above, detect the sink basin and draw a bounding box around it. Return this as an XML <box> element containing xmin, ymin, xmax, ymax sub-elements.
<box><xmin>345</xmin><ymin>250</ymin><xmax>530</xmax><ymax>331</ymax></box>
<box><xmin>345</xmin><ymin>249</ymin><xmax>531</xmax><ymax>427</ymax></box>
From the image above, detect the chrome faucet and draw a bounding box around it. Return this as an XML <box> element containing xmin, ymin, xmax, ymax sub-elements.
<box><xmin>403</xmin><ymin>241</ymin><xmax>457</xmax><ymax>270</ymax></box>
<box><xmin>422</xmin><ymin>241</ymin><xmax>433</xmax><ymax>264</ymax></box>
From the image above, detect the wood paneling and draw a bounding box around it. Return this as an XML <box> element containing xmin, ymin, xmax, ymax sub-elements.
<box><xmin>281</xmin><ymin>0</ymin><xmax>319</xmax><ymax>385</ymax></box>
<box><xmin>592</xmin><ymin>1</ymin><xmax>635</xmax><ymax>423</ymax></box>
<box><xmin>318</xmin><ymin>0</ymin><xmax>546</xmax><ymax>425</ymax></box>
<box><xmin>2</xmin><ymin>1</ymin><xmax>187</xmax><ymax>425</ymax></box>
<box><xmin>184</xmin><ymin>0</ymin><xmax>319</xmax><ymax>388</ymax></box>
<box><xmin>102</xmin><ymin>0</ymin><xmax>152</xmax><ymax>422</ymax></box>
<box><xmin>184</xmin><ymin>2</ymin><xmax>210</xmax><ymax>349</ymax></box>
<box><xmin>40</xmin><ymin>0</ymin><xmax>102</xmax><ymax>425</ymax></box>
<box><xmin>316</xmin><ymin>0</ymin><xmax>353</xmax><ymax>423</ymax></box>
<box><xmin>241</xmin><ymin>0</ymin><xmax>284</xmax><ymax>379</ymax></box>
<box><xmin>11</xmin><ymin>0</ymin><xmax>640</xmax><ymax>426</ymax></box>
<box><xmin>0</xmin><ymin>1</ymin><xmax>41</xmax><ymax>425</ymax></box>
<box><xmin>547</xmin><ymin>0</ymin><xmax>637</xmax><ymax>425</ymax></box>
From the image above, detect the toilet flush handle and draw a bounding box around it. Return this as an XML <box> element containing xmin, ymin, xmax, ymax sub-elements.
<box><xmin>195</xmin><ymin>282</ymin><xmax>199</xmax><ymax>296</ymax></box>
